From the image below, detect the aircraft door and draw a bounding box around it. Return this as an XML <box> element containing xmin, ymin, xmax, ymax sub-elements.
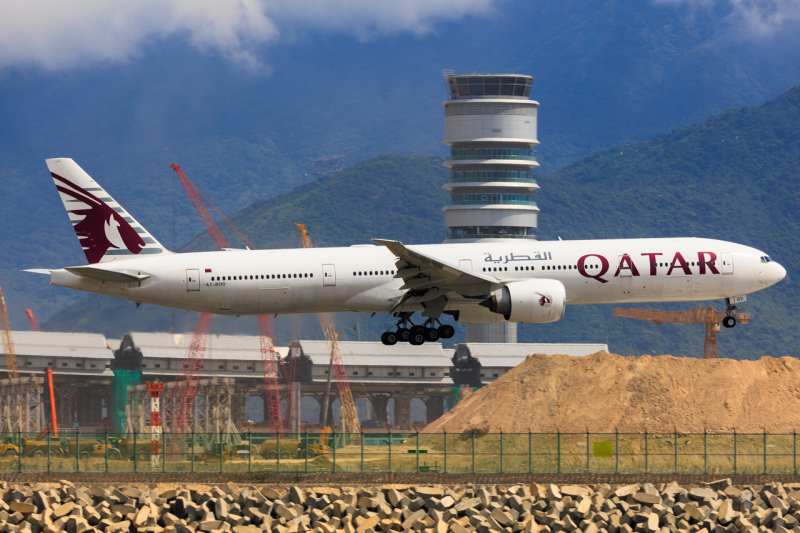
<box><xmin>322</xmin><ymin>264</ymin><xmax>336</xmax><ymax>286</ymax></box>
<box><xmin>186</xmin><ymin>269</ymin><xmax>200</xmax><ymax>291</ymax></box>
<box><xmin>720</xmin><ymin>252</ymin><xmax>734</xmax><ymax>275</ymax></box>
<box><xmin>459</xmin><ymin>259</ymin><xmax>473</xmax><ymax>271</ymax></box>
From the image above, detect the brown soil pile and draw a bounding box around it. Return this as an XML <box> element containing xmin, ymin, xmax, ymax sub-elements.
<box><xmin>425</xmin><ymin>351</ymin><xmax>800</xmax><ymax>433</ymax></box>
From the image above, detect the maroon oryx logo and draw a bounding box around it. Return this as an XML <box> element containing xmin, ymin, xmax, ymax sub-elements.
<box><xmin>535</xmin><ymin>292</ymin><xmax>552</xmax><ymax>307</ymax></box>
<box><xmin>52</xmin><ymin>173</ymin><xmax>145</xmax><ymax>264</ymax></box>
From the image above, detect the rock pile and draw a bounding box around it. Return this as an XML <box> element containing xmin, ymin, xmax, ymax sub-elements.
<box><xmin>1</xmin><ymin>480</ymin><xmax>799</xmax><ymax>533</ymax></box>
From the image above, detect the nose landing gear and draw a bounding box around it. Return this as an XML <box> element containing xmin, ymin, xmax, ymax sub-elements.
<box><xmin>723</xmin><ymin>297</ymin><xmax>740</xmax><ymax>328</ymax></box>
<box><xmin>380</xmin><ymin>314</ymin><xmax>455</xmax><ymax>345</ymax></box>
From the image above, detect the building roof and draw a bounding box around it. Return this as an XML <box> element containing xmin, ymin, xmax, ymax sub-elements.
<box><xmin>113</xmin><ymin>333</ymin><xmax>289</xmax><ymax>361</ymax></box>
<box><xmin>10</xmin><ymin>331</ymin><xmax>112</xmax><ymax>359</ymax></box>
<box><xmin>458</xmin><ymin>342</ymin><xmax>608</xmax><ymax>367</ymax></box>
<box><xmin>298</xmin><ymin>341</ymin><xmax>452</xmax><ymax>367</ymax></box>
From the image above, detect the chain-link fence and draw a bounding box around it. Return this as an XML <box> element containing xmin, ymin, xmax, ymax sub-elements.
<box><xmin>0</xmin><ymin>431</ymin><xmax>798</xmax><ymax>474</ymax></box>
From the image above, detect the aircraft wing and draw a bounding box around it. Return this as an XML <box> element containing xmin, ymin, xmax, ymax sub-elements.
<box><xmin>372</xmin><ymin>239</ymin><xmax>500</xmax><ymax>308</ymax></box>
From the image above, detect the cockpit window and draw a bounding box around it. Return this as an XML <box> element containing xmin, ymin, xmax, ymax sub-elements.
<box><xmin>761</xmin><ymin>256</ymin><xmax>774</xmax><ymax>263</ymax></box>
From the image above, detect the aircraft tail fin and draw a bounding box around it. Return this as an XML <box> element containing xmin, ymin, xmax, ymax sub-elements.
<box><xmin>46</xmin><ymin>158</ymin><xmax>169</xmax><ymax>264</ymax></box>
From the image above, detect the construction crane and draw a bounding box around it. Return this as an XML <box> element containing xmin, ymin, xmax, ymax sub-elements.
<box><xmin>170</xmin><ymin>164</ymin><xmax>255</xmax><ymax>250</ymax></box>
<box><xmin>258</xmin><ymin>315</ymin><xmax>285</xmax><ymax>435</ymax></box>
<box><xmin>169</xmin><ymin>164</ymin><xmax>288</xmax><ymax>436</ymax></box>
<box><xmin>295</xmin><ymin>222</ymin><xmax>312</xmax><ymax>249</ymax></box>
<box><xmin>612</xmin><ymin>306</ymin><xmax>751</xmax><ymax>359</ymax></box>
<box><xmin>164</xmin><ymin>312</ymin><xmax>212</xmax><ymax>435</ymax></box>
<box><xmin>23</xmin><ymin>309</ymin><xmax>41</xmax><ymax>332</ymax></box>
<box><xmin>323</xmin><ymin>325</ymin><xmax>360</xmax><ymax>435</ymax></box>
<box><xmin>0</xmin><ymin>282</ymin><xmax>19</xmax><ymax>379</ymax></box>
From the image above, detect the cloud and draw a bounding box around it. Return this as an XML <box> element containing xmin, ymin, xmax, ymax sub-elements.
<box><xmin>656</xmin><ymin>0</ymin><xmax>800</xmax><ymax>37</ymax></box>
<box><xmin>0</xmin><ymin>0</ymin><xmax>495</xmax><ymax>71</ymax></box>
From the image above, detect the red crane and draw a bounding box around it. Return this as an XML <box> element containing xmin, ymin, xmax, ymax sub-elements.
<box><xmin>164</xmin><ymin>312</ymin><xmax>212</xmax><ymax>434</ymax></box>
<box><xmin>23</xmin><ymin>309</ymin><xmax>41</xmax><ymax>332</ymax></box>
<box><xmin>258</xmin><ymin>315</ymin><xmax>285</xmax><ymax>435</ymax></box>
<box><xmin>170</xmin><ymin>164</ymin><xmax>286</xmax><ymax>434</ymax></box>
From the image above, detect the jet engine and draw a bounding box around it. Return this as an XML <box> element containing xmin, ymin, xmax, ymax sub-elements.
<box><xmin>479</xmin><ymin>279</ymin><xmax>566</xmax><ymax>323</ymax></box>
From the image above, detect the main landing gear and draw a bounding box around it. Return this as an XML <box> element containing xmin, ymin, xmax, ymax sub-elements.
<box><xmin>722</xmin><ymin>297</ymin><xmax>738</xmax><ymax>329</ymax></box>
<box><xmin>380</xmin><ymin>314</ymin><xmax>455</xmax><ymax>346</ymax></box>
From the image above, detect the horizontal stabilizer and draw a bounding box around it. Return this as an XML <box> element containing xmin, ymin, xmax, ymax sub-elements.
<box><xmin>64</xmin><ymin>266</ymin><xmax>150</xmax><ymax>283</ymax></box>
<box><xmin>22</xmin><ymin>269</ymin><xmax>52</xmax><ymax>275</ymax></box>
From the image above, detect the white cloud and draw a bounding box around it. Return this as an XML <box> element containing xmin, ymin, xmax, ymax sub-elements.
<box><xmin>0</xmin><ymin>0</ymin><xmax>495</xmax><ymax>70</ymax></box>
<box><xmin>656</xmin><ymin>0</ymin><xmax>800</xmax><ymax>37</ymax></box>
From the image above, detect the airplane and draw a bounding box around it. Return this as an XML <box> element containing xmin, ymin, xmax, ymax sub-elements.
<box><xmin>29</xmin><ymin>158</ymin><xmax>786</xmax><ymax>346</ymax></box>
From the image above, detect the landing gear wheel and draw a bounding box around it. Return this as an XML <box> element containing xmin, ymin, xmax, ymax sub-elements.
<box><xmin>381</xmin><ymin>331</ymin><xmax>398</xmax><ymax>346</ymax></box>
<box><xmin>722</xmin><ymin>316</ymin><xmax>736</xmax><ymax>328</ymax></box>
<box><xmin>396</xmin><ymin>328</ymin><xmax>411</xmax><ymax>343</ymax></box>
<box><xmin>410</xmin><ymin>325</ymin><xmax>426</xmax><ymax>338</ymax></box>
<box><xmin>437</xmin><ymin>325</ymin><xmax>455</xmax><ymax>339</ymax></box>
<box><xmin>409</xmin><ymin>330</ymin><xmax>426</xmax><ymax>345</ymax></box>
<box><xmin>424</xmin><ymin>328</ymin><xmax>440</xmax><ymax>342</ymax></box>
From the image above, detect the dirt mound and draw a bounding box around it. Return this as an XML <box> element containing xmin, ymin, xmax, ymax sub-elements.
<box><xmin>425</xmin><ymin>351</ymin><xmax>800</xmax><ymax>433</ymax></box>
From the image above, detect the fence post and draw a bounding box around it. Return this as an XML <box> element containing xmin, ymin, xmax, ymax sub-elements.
<box><xmin>162</xmin><ymin>431</ymin><xmax>166</xmax><ymax>473</ymax></box>
<box><xmin>764</xmin><ymin>430</ymin><xmax>768</xmax><ymax>474</ymax></box>
<box><xmin>500</xmin><ymin>430</ymin><xmax>504</xmax><ymax>474</ymax></box>
<box><xmin>248</xmin><ymin>429</ymin><xmax>252</xmax><ymax>474</ymax></box>
<box><xmin>615</xmin><ymin>429</ymin><xmax>619</xmax><ymax>474</ymax></box>
<box><xmin>133</xmin><ymin>431</ymin><xmax>137</xmax><ymax>472</ymax></box>
<box><xmin>76</xmin><ymin>429</ymin><xmax>80</xmax><ymax>472</ymax></box>
<box><xmin>443</xmin><ymin>430</ymin><xmax>447</xmax><ymax>474</ymax></box>
<box><xmin>557</xmin><ymin>431</ymin><xmax>561</xmax><ymax>474</ymax></box>
<box><xmin>528</xmin><ymin>430</ymin><xmax>532</xmax><ymax>474</ymax></box>
<box><xmin>388</xmin><ymin>428</ymin><xmax>392</xmax><ymax>473</ymax></box>
<box><xmin>191</xmin><ymin>430</ymin><xmax>195</xmax><ymax>473</ymax></box>
<box><xmin>644</xmin><ymin>429</ymin><xmax>648</xmax><ymax>475</ymax></box>
<box><xmin>673</xmin><ymin>430</ymin><xmax>678</xmax><ymax>474</ymax></box>
<box><xmin>105</xmin><ymin>429</ymin><xmax>109</xmax><ymax>473</ymax></box>
<box><xmin>794</xmin><ymin>430</ymin><xmax>797</xmax><ymax>475</ymax></box>
<box><xmin>18</xmin><ymin>431</ymin><xmax>21</xmax><ymax>473</ymax></box>
<box><xmin>332</xmin><ymin>430</ymin><xmax>336</xmax><ymax>474</ymax></box>
<box><xmin>304</xmin><ymin>429</ymin><xmax>308</xmax><ymax>474</ymax></box>
<box><xmin>733</xmin><ymin>430</ymin><xmax>737</xmax><ymax>474</ymax></box>
<box><xmin>416</xmin><ymin>430</ymin><xmax>420</xmax><ymax>473</ymax></box>
<box><xmin>219</xmin><ymin>429</ymin><xmax>224</xmax><ymax>474</ymax></box>
<box><xmin>586</xmin><ymin>430</ymin><xmax>590</xmax><ymax>474</ymax></box>
<box><xmin>361</xmin><ymin>430</ymin><xmax>364</xmax><ymax>473</ymax></box>
<box><xmin>704</xmin><ymin>429</ymin><xmax>708</xmax><ymax>474</ymax></box>
<box><xmin>47</xmin><ymin>429</ymin><xmax>51</xmax><ymax>473</ymax></box>
<box><xmin>277</xmin><ymin>430</ymin><xmax>282</xmax><ymax>474</ymax></box>
<box><xmin>471</xmin><ymin>431</ymin><xmax>475</xmax><ymax>473</ymax></box>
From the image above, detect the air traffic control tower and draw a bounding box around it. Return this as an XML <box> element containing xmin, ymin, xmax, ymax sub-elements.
<box><xmin>442</xmin><ymin>72</ymin><xmax>540</xmax><ymax>343</ymax></box>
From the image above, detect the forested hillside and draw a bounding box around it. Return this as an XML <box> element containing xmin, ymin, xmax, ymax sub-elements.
<box><xmin>44</xmin><ymin>85</ymin><xmax>800</xmax><ymax>359</ymax></box>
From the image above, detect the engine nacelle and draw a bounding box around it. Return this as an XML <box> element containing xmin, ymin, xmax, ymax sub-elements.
<box><xmin>480</xmin><ymin>279</ymin><xmax>566</xmax><ymax>323</ymax></box>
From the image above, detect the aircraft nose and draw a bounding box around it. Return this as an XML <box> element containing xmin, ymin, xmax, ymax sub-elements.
<box><xmin>762</xmin><ymin>262</ymin><xmax>787</xmax><ymax>286</ymax></box>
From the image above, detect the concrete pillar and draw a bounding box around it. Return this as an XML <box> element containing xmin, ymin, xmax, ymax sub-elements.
<box><xmin>231</xmin><ymin>394</ymin><xmax>246</xmax><ymax>427</ymax></box>
<box><xmin>290</xmin><ymin>382</ymin><xmax>301</xmax><ymax>434</ymax></box>
<box><xmin>394</xmin><ymin>393</ymin><xmax>412</xmax><ymax>429</ymax></box>
<box><xmin>426</xmin><ymin>395</ymin><xmax>446</xmax><ymax>424</ymax></box>
<box><xmin>370</xmin><ymin>395</ymin><xmax>390</xmax><ymax>427</ymax></box>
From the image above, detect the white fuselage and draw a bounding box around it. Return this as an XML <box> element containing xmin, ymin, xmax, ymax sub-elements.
<box><xmin>50</xmin><ymin>237</ymin><xmax>785</xmax><ymax>319</ymax></box>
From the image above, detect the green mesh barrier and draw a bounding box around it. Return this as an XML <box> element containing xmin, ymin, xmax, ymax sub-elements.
<box><xmin>110</xmin><ymin>370</ymin><xmax>141</xmax><ymax>433</ymax></box>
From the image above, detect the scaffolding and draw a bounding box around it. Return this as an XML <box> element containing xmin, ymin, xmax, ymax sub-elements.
<box><xmin>0</xmin><ymin>376</ymin><xmax>43</xmax><ymax>433</ymax></box>
<box><xmin>127</xmin><ymin>377</ymin><xmax>240</xmax><ymax>448</ymax></box>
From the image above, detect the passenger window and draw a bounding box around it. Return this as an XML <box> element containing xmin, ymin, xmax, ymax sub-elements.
<box><xmin>310</xmin><ymin>274</ymin><xmax>313</xmax><ymax>277</ymax></box>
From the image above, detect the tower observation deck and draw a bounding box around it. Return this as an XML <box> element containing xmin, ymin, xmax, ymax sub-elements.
<box><xmin>442</xmin><ymin>74</ymin><xmax>539</xmax><ymax>242</ymax></box>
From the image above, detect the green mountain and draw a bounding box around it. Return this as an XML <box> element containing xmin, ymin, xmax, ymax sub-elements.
<box><xmin>43</xmin><ymin>86</ymin><xmax>800</xmax><ymax>358</ymax></box>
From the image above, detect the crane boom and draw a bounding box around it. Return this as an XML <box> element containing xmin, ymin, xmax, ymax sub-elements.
<box><xmin>23</xmin><ymin>309</ymin><xmax>41</xmax><ymax>332</ymax></box>
<box><xmin>323</xmin><ymin>325</ymin><xmax>360</xmax><ymax>434</ymax></box>
<box><xmin>0</xmin><ymin>283</ymin><xmax>19</xmax><ymax>379</ymax></box>
<box><xmin>258</xmin><ymin>315</ymin><xmax>285</xmax><ymax>435</ymax></box>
